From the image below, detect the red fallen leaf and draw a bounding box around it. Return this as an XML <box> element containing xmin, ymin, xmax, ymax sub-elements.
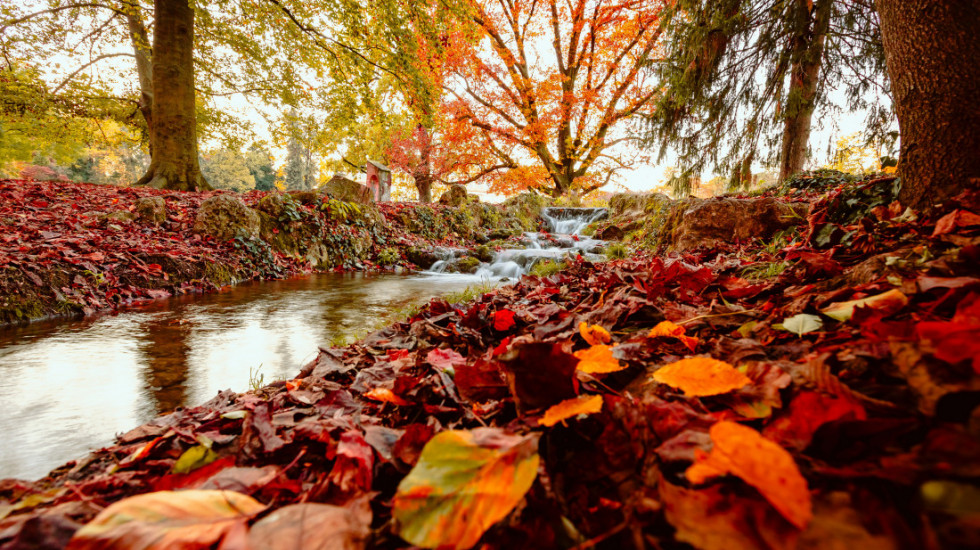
<box><xmin>455</xmin><ymin>358</ymin><xmax>509</xmax><ymax>402</ymax></box>
<box><xmin>916</xmin><ymin>321</ymin><xmax>980</xmax><ymax>373</ymax></box>
<box><xmin>426</xmin><ymin>347</ymin><xmax>466</xmax><ymax>373</ymax></box>
<box><xmin>493</xmin><ymin>309</ymin><xmax>517</xmax><ymax>331</ymax></box>
<box><xmin>932</xmin><ymin>209</ymin><xmax>980</xmax><ymax>236</ymax></box>
<box><xmin>249</xmin><ymin>403</ymin><xmax>286</xmax><ymax>453</ymax></box>
<box><xmin>329</xmin><ymin>429</ymin><xmax>374</xmax><ymax>496</ymax></box>
<box><xmin>500</xmin><ymin>342</ymin><xmax>578</xmax><ymax>412</ymax></box>
<box><xmin>763</xmin><ymin>391</ymin><xmax>867</xmax><ymax>451</ymax></box>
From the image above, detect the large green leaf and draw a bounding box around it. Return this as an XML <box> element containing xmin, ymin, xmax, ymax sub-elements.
<box><xmin>393</xmin><ymin>429</ymin><xmax>539</xmax><ymax>550</ymax></box>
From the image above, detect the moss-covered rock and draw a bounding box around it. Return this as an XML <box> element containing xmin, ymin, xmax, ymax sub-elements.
<box><xmin>452</xmin><ymin>256</ymin><xmax>481</xmax><ymax>274</ymax></box>
<box><xmin>501</xmin><ymin>193</ymin><xmax>550</xmax><ymax>231</ymax></box>
<box><xmin>438</xmin><ymin>184</ymin><xmax>468</xmax><ymax>207</ymax></box>
<box><xmin>471</xmin><ymin>245</ymin><xmax>495</xmax><ymax>263</ymax></box>
<box><xmin>193</xmin><ymin>195</ymin><xmax>260</xmax><ymax>241</ymax></box>
<box><xmin>406</xmin><ymin>247</ymin><xmax>440</xmax><ymax>270</ymax></box>
<box><xmin>135</xmin><ymin>197</ymin><xmax>167</xmax><ymax>224</ymax></box>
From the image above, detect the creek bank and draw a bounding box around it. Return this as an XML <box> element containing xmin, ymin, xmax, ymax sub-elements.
<box><xmin>2</xmin><ymin>186</ymin><xmax>978</xmax><ymax>549</ymax></box>
<box><xmin>593</xmin><ymin>170</ymin><xmax>900</xmax><ymax>252</ymax></box>
<box><xmin>0</xmin><ymin>179</ymin><xmax>547</xmax><ymax>327</ymax></box>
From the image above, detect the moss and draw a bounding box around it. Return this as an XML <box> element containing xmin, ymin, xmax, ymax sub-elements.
<box><xmin>204</xmin><ymin>262</ymin><xmax>237</xmax><ymax>286</ymax></box>
<box><xmin>581</xmin><ymin>223</ymin><xmax>598</xmax><ymax>237</ymax></box>
<box><xmin>455</xmin><ymin>256</ymin><xmax>482</xmax><ymax>274</ymax></box>
<box><xmin>604</xmin><ymin>243</ymin><xmax>629</xmax><ymax>260</ymax></box>
<box><xmin>530</xmin><ymin>259</ymin><xmax>564</xmax><ymax>277</ymax></box>
<box><xmin>377</xmin><ymin>247</ymin><xmax>400</xmax><ymax>265</ymax></box>
<box><xmin>471</xmin><ymin>245</ymin><xmax>495</xmax><ymax>263</ymax></box>
<box><xmin>0</xmin><ymin>298</ymin><xmax>46</xmax><ymax>324</ymax></box>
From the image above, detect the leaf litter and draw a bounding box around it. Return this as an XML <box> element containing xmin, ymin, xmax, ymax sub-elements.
<box><xmin>0</xmin><ymin>188</ymin><xmax>979</xmax><ymax>549</ymax></box>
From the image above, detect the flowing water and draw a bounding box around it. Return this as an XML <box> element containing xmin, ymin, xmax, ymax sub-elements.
<box><xmin>0</xmin><ymin>207</ymin><xmax>605</xmax><ymax>480</ymax></box>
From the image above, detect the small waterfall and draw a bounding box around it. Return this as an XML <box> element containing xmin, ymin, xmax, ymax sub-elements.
<box><xmin>423</xmin><ymin>207</ymin><xmax>608</xmax><ymax>280</ymax></box>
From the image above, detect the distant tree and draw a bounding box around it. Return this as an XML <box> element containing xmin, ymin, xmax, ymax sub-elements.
<box><xmin>200</xmin><ymin>149</ymin><xmax>255</xmax><ymax>192</ymax></box>
<box><xmin>244</xmin><ymin>144</ymin><xmax>276</xmax><ymax>191</ymax></box>
<box><xmin>645</xmin><ymin>0</ymin><xmax>891</xmax><ymax>192</ymax></box>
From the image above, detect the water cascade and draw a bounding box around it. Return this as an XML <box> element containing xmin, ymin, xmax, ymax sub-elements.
<box><xmin>427</xmin><ymin>206</ymin><xmax>608</xmax><ymax>279</ymax></box>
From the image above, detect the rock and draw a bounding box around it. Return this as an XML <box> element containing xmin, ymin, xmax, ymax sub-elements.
<box><xmin>452</xmin><ymin>256</ymin><xmax>481</xmax><ymax>274</ymax></box>
<box><xmin>669</xmin><ymin>197</ymin><xmax>807</xmax><ymax>251</ymax></box>
<box><xmin>193</xmin><ymin>195</ymin><xmax>260</xmax><ymax>241</ymax></box>
<box><xmin>406</xmin><ymin>247</ymin><xmax>440</xmax><ymax>270</ymax></box>
<box><xmin>471</xmin><ymin>245</ymin><xmax>495</xmax><ymax>263</ymax></box>
<box><xmin>596</xmin><ymin>225</ymin><xmax>625</xmax><ymax>240</ymax></box>
<box><xmin>104</xmin><ymin>211</ymin><xmax>136</xmax><ymax>224</ymax></box>
<box><xmin>438</xmin><ymin>184</ymin><xmax>468</xmax><ymax>207</ymax></box>
<box><xmin>488</xmin><ymin>228</ymin><xmax>518</xmax><ymax>240</ymax></box>
<box><xmin>135</xmin><ymin>197</ymin><xmax>167</xmax><ymax>224</ymax></box>
<box><xmin>322</xmin><ymin>174</ymin><xmax>373</xmax><ymax>205</ymax></box>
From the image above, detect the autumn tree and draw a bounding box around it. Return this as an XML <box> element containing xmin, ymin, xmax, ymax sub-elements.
<box><xmin>644</xmin><ymin>0</ymin><xmax>890</xmax><ymax>192</ymax></box>
<box><xmin>443</xmin><ymin>0</ymin><xmax>669</xmax><ymax>197</ymax></box>
<box><xmin>874</xmin><ymin>0</ymin><xmax>980</xmax><ymax>211</ymax></box>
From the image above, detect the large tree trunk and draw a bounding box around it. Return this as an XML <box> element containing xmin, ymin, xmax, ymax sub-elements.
<box><xmin>415</xmin><ymin>127</ymin><xmax>433</xmax><ymax>202</ymax></box>
<box><xmin>122</xmin><ymin>0</ymin><xmax>154</xmax><ymax>154</ymax></box>
<box><xmin>135</xmin><ymin>0</ymin><xmax>210</xmax><ymax>191</ymax></box>
<box><xmin>778</xmin><ymin>0</ymin><xmax>833</xmax><ymax>181</ymax></box>
<box><xmin>875</xmin><ymin>0</ymin><xmax>980</xmax><ymax>211</ymax></box>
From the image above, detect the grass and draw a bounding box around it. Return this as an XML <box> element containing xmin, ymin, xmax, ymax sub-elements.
<box><xmin>248</xmin><ymin>364</ymin><xmax>265</xmax><ymax>391</ymax></box>
<box><xmin>604</xmin><ymin>243</ymin><xmax>629</xmax><ymax>260</ymax></box>
<box><xmin>530</xmin><ymin>259</ymin><xmax>564</xmax><ymax>277</ymax></box>
<box><xmin>444</xmin><ymin>278</ymin><xmax>497</xmax><ymax>304</ymax></box>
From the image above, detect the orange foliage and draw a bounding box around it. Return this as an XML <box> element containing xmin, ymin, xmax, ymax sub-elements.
<box><xmin>364</xmin><ymin>388</ymin><xmax>410</xmax><ymax>406</ymax></box>
<box><xmin>540</xmin><ymin>394</ymin><xmax>603</xmax><ymax>426</ymax></box>
<box><xmin>579</xmin><ymin>322</ymin><xmax>612</xmax><ymax>345</ymax></box>
<box><xmin>648</xmin><ymin>320</ymin><xmax>699</xmax><ymax>352</ymax></box>
<box><xmin>687</xmin><ymin>421</ymin><xmax>812</xmax><ymax>529</ymax></box>
<box><xmin>652</xmin><ymin>357</ymin><xmax>751</xmax><ymax>396</ymax></box>
<box><xmin>442</xmin><ymin>0</ymin><xmax>669</xmax><ymax>196</ymax></box>
<box><xmin>574</xmin><ymin>344</ymin><xmax>624</xmax><ymax>373</ymax></box>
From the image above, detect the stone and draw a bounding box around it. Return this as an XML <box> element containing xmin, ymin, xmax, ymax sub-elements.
<box><xmin>471</xmin><ymin>245</ymin><xmax>495</xmax><ymax>263</ymax></box>
<box><xmin>406</xmin><ymin>247</ymin><xmax>440</xmax><ymax>270</ymax></box>
<box><xmin>438</xmin><ymin>184</ymin><xmax>468</xmax><ymax>207</ymax></box>
<box><xmin>134</xmin><ymin>196</ymin><xmax>167</xmax><ymax>224</ymax></box>
<box><xmin>104</xmin><ymin>211</ymin><xmax>136</xmax><ymax>224</ymax></box>
<box><xmin>452</xmin><ymin>256</ymin><xmax>481</xmax><ymax>274</ymax></box>
<box><xmin>596</xmin><ymin>225</ymin><xmax>624</xmax><ymax>240</ymax></box>
<box><xmin>669</xmin><ymin>197</ymin><xmax>808</xmax><ymax>252</ymax></box>
<box><xmin>488</xmin><ymin>228</ymin><xmax>518</xmax><ymax>240</ymax></box>
<box><xmin>193</xmin><ymin>195</ymin><xmax>261</xmax><ymax>241</ymax></box>
<box><xmin>322</xmin><ymin>174</ymin><xmax>373</xmax><ymax>205</ymax></box>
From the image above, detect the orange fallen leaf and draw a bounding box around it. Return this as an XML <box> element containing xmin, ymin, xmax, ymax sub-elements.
<box><xmin>540</xmin><ymin>394</ymin><xmax>603</xmax><ymax>426</ymax></box>
<box><xmin>648</xmin><ymin>320</ymin><xmax>699</xmax><ymax>352</ymax></box>
<box><xmin>652</xmin><ymin>357</ymin><xmax>751</xmax><ymax>396</ymax></box>
<box><xmin>687</xmin><ymin>421</ymin><xmax>812</xmax><ymax>529</ymax></box>
<box><xmin>393</xmin><ymin>429</ymin><xmax>539</xmax><ymax>549</ymax></box>
<box><xmin>579</xmin><ymin>322</ymin><xmax>611</xmax><ymax>345</ymax></box>
<box><xmin>364</xmin><ymin>388</ymin><xmax>410</xmax><ymax>406</ymax></box>
<box><xmin>574</xmin><ymin>344</ymin><xmax>625</xmax><ymax>373</ymax></box>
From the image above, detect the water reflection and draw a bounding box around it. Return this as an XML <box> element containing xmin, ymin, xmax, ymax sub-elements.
<box><xmin>0</xmin><ymin>272</ymin><xmax>487</xmax><ymax>480</ymax></box>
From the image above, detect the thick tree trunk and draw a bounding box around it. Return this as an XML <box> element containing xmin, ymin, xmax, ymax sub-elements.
<box><xmin>122</xmin><ymin>0</ymin><xmax>154</xmax><ymax>153</ymax></box>
<box><xmin>875</xmin><ymin>0</ymin><xmax>980</xmax><ymax>211</ymax></box>
<box><xmin>135</xmin><ymin>0</ymin><xmax>210</xmax><ymax>191</ymax></box>
<box><xmin>415</xmin><ymin>128</ymin><xmax>433</xmax><ymax>202</ymax></box>
<box><xmin>779</xmin><ymin>0</ymin><xmax>833</xmax><ymax>181</ymax></box>
<box><xmin>415</xmin><ymin>174</ymin><xmax>433</xmax><ymax>203</ymax></box>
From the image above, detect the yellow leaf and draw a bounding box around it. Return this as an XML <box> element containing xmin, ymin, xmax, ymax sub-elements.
<box><xmin>648</xmin><ymin>320</ymin><xmax>699</xmax><ymax>352</ymax></box>
<box><xmin>574</xmin><ymin>344</ymin><xmax>625</xmax><ymax>373</ymax></box>
<box><xmin>393</xmin><ymin>429</ymin><xmax>539</xmax><ymax>549</ymax></box>
<box><xmin>67</xmin><ymin>490</ymin><xmax>266</xmax><ymax>550</ymax></box>
<box><xmin>652</xmin><ymin>357</ymin><xmax>751</xmax><ymax>396</ymax></box>
<box><xmin>540</xmin><ymin>394</ymin><xmax>603</xmax><ymax>426</ymax></box>
<box><xmin>579</xmin><ymin>322</ymin><xmax>611</xmax><ymax>345</ymax></box>
<box><xmin>821</xmin><ymin>289</ymin><xmax>908</xmax><ymax>321</ymax></box>
<box><xmin>687</xmin><ymin>421</ymin><xmax>812</xmax><ymax>529</ymax></box>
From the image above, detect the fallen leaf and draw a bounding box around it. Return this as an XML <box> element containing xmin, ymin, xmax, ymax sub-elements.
<box><xmin>540</xmin><ymin>394</ymin><xmax>603</xmax><ymax>426</ymax></box>
<box><xmin>574</xmin><ymin>344</ymin><xmax>625</xmax><ymax>373</ymax></box>
<box><xmin>66</xmin><ymin>490</ymin><xmax>265</xmax><ymax>550</ymax></box>
<box><xmin>687</xmin><ymin>421</ymin><xmax>812</xmax><ymax>529</ymax></box>
<box><xmin>247</xmin><ymin>500</ymin><xmax>372</xmax><ymax>550</ymax></box>
<box><xmin>393</xmin><ymin>429</ymin><xmax>539</xmax><ymax>550</ymax></box>
<box><xmin>648</xmin><ymin>320</ymin><xmax>699</xmax><ymax>352</ymax></box>
<box><xmin>579</xmin><ymin>322</ymin><xmax>611</xmax><ymax>345</ymax></box>
<box><xmin>493</xmin><ymin>309</ymin><xmax>517</xmax><ymax>331</ymax></box>
<box><xmin>779</xmin><ymin>314</ymin><xmax>823</xmax><ymax>336</ymax></box>
<box><xmin>652</xmin><ymin>357</ymin><xmax>751</xmax><ymax>397</ymax></box>
<box><xmin>364</xmin><ymin>387</ymin><xmax>410</xmax><ymax>406</ymax></box>
<box><xmin>821</xmin><ymin>289</ymin><xmax>908</xmax><ymax>321</ymax></box>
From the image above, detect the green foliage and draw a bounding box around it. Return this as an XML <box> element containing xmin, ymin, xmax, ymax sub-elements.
<box><xmin>529</xmin><ymin>259</ymin><xmax>564</xmax><ymax>278</ymax></box>
<box><xmin>604</xmin><ymin>243</ymin><xmax>629</xmax><ymax>260</ymax></box>
<box><xmin>443</xmin><ymin>280</ymin><xmax>496</xmax><ymax>305</ymax></box>
<box><xmin>319</xmin><ymin>197</ymin><xmax>362</xmax><ymax>223</ymax></box>
<box><xmin>200</xmin><ymin>149</ymin><xmax>256</xmax><ymax>192</ymax></box>
<box><xmin>377</xmin><ymin>247</ymin><xmax>400</xmax><ymax>265</ymax></box>
<box><xmin>245</xmin><ymin>144</ymin><xmax>277</xmax><ymax>191</ymax></box>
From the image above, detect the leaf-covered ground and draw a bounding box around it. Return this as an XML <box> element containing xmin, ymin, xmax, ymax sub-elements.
<box><xmin>1</xmin><ymin>185</ymin><xmax>979</xmax><ymax>549</ymax></box>
<box><xmin>0</xmin><ymin>179</ymin><xmax>510</xmax><ymax>326</ymax></box>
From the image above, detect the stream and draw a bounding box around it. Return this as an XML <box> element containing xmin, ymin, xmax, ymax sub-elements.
<box><xmin>0</xmin><ymin>207</ymin><xmax>604</xmax><ymax>480</ymax></box>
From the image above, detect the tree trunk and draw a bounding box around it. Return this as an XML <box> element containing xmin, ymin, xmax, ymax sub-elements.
<box><xmin>122</xmin><ymin>0</ymin><xmax>154</xmax><ymax>154</ymax></box>
<box><xmin>875</xmin><ymin>0</ymin><xmax>980</xmax><ymax>211</ymax></box>
<box><xmin>778</xmin><ymin>0</ymin><xmax>832</xmax><ymax>181</ymax></box>
<box><xmin>415</xmin><ymin>127</ymin><xmax>433</xmax><ymax>202</ymax></box>
<box><xmin>135</xmin><ymin>0</ymin><xmax>210</xmax><ymax>191</ymax></box>
<box><xmin>415</xmin><ymin>174</ymin><xmax>433</xmax><ymax>203</ymax></box>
